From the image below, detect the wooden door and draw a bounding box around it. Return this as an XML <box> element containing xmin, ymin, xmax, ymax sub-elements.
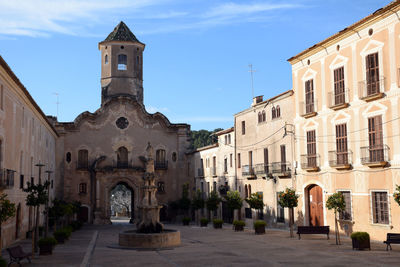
<box><xmin>308</xmin><ymin>185</ymin><xmax>324</xmax><ymax>226</ymax></box>
<box><xmin>78</xmin><ymin>206</ymin><xmax>89</xmax><ymax>223</ymax></box>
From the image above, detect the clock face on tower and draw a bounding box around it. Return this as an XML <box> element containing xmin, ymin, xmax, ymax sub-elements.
<box><xmin>116</xmin><ymin>117</ymin><xmax>129</xmax><ymax>129</ymax></box>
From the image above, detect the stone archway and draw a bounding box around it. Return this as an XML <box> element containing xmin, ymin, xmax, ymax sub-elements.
<box><xmin>305</xmin><ymin>184</ymin><xmax>324</xmax><ymax>226</ymax></box>
<box><xmin>110</xmin><ymin>182</ymin><xmax>135</xmax><ymax>222</ymax></box>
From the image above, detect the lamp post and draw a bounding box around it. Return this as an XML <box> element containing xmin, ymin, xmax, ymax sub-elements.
<box><xmin>33</xmin><ymin>163</ymin><xmax>45</xmax><ymax>254</ymax></box>
<box><xmin>44</xmin><ymin>170</ymin><xmax>52</xmax><ymax>238</ymax></box>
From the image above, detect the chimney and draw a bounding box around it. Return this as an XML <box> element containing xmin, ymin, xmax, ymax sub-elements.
<box><xmin>252</xmin><ymin>95</ymin><xmax>263</xmax><ymax>106</ymax></box>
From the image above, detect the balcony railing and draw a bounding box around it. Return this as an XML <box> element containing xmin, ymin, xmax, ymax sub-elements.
<box><xmin>0</xmin><ymin>169</ymin><xmax>15</xmax><ymax>189</ymax></box>
<box><xmin>328</xmin><ymin>150</ymin><xmax>352</xmax><ymax>169</ymax></box>
<box><xmin>361</xmin><ymin>145</ymin><xmax>389</xmax><ymax>167</ymax></box>
<box><xmin>300</xmin><ymin>154</ymin><xmax>320</xmax><ymax>171</ymax></box>
<box><xmin>328</xmin><ymin>89</ymin><xmax>349</xmax><ymax>110</ymax></box>
<box><xmin>197</xmin><ymin>168</ymin><xmax>204</xmax><ymax>177</ymax></box>
<box><xmin>271</xmin><ymin>162</ymin><xmax>292</xmax><ymax>177</ymax></box>
<box><xmin>359</xmin><ymin>76</ymin><xmax>385</xmax><ymax>101</ymax></box>
<box><xmin>210</xmin><ymin>167</ymin><xmax>217</xmax><ymax>176</ymax></box>
<box><xmin>254</xmin><ymin>163</ymin><xmax>270</xmax><ymax>176</ymax></box>
<box><xmin>98</xmin><ymin>160</ymin><xmax>144</xmax><ymax>172</ymax></box>
<box><xmin>76</xmin><ymin>161</ymin><xmax>89</xmax><ymax>170</ymax></box>
<box><xmin>155</xmin><ymin>160</ymin><xmax>168</xmax><ymax>170</ymax></box>
<box><xmin>300</xmin><ymin>100</ymin><xmax>318</xmax><ymax>118</ymax></box>
<box><xmin>242</xmin><ymin>165</ymin><xmax>255</xmax><ymax>178</ymax></box>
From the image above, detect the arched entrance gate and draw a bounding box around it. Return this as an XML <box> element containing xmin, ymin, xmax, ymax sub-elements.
<box><xmin>110</xmin><ymin>182</ymin><xmax>135</xmax><ymax>222</ymax></box>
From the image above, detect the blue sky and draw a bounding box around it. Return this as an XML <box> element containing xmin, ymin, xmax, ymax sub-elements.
<box><xmin>0</xmin><ymin>0</ymin><xmax>389</xmax><ymax>130</ymax></box>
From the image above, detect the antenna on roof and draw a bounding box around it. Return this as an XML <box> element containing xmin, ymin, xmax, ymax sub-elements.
<box><xmin>248</xmin><ymin>64</ymin><xmax>256</xmax><ymax>99</ymax></box>
<box><xmin>53</xmin><ymin>92</ymin><xmax>60</xmax><ymax>119</ymax></box>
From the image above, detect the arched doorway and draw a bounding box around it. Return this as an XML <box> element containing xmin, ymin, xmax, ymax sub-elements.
<box><xmin>306</xmin><ymin>184</ymin><xmax>324</xmax><ymax>226</ymax></box>
<box><xmin>110</xmin><ymin>182</ymin><xmax>134</xmax><ymax>223</ymax></box>
<box><xmin>15</xmin><ymin>203</ymin><xmax>21</xmax><ymax>239</ymax></box>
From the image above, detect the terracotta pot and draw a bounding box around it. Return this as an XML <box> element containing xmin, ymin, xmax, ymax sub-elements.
<box><xmin>39</xmin><ymin>244</ymin><xmax>54</xmax><ymax>255</ymax></box>
<box><xmin>200</xmin><ymin>221</ymin><xmax>208</xmax><ymax>227</ymax></box>
<box><xmin>352</xmin><ymin>238</ymin><xmax>370</xmax><ymax>250</ymax></box>
<box><xmin>55</xmin><ymin>236</ymin><xmax>65</xmax><ymax>244</ymax></box>
<box><xmin>234</xmin><ymin>225</ymin><xmax>244</xmax><ymax>231</ymax></box>
<box><xmin>213</xmin><ymin>223</ymin><xmax>222</xmax><ymax>229</ymax></box>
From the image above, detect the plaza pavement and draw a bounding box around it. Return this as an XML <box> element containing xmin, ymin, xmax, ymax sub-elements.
<box><xmin>4</xmin><ymin>221</ymin><xmax>400</xmax><ymax>267</ymax></box>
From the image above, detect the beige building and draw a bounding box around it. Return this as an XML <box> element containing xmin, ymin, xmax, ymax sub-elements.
<box><xmin>234</xmin><ymin>91</ymin><xmax>295</xmax><ymax>227</ymax></box>
<box><xmin>289</xmin><ymin>1</ymin><xmax>400</xmax><ymax>240</ymax></box>
<box><xmin>0</xmin><ymin>56</ymin><xmax>58</xmax><ymax>248</ymax></box>
<box><xmin>53</xmin><ymin>22</ymin><xmax>193</xmax><ymax>224</ymax></box>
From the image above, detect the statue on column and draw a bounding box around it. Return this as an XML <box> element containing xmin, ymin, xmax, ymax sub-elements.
<box><xmin>137</xmin><ymin>142</ymin><xmax>164</xmax><ymax>233</ymax></box>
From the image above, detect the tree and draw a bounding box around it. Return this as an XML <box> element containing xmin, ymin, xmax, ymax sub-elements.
<box><xmin>23</xmin><ymin>181</ymin><xmax>49</xmax><ymax>253</ymax></box>
<box><xmin>179</xmin><ymin>183</ymin><xmax>191</xmax><ymax>216</ymax></box>
<box><xmin>245</xmin><ymin>193</ymin><xmax>264</xmax><ymax>219</ymax></box>
<box><xmin>394</xmin><ymin>185</ymin><xmax>400</xmax><ymax>206</ymax></box>
<box><xmin>326</xmin><ymin>192</ymin><xmax>346</xmax><ymax>245</ymax></box>
<box><xmin>224</xmin><ymin>191</ymin><xmax>243</xmax><ymax>220</ymax></box>
<box><xmin>0</xmin><ymin>194</ymin><xmax>16</xmax><ymax>251</ymax></box>
<box><xmin>191</xmin><ymin>190</ymin><xmax>205</xmax><ymax>222</ymax></box>
<box><xmin>278</xmin><ymin>188</ymin><xmax>299</xmax><ymax>238</ymax></box>
<box><xmin>206</xmin><ymin>191</ymin><xmax>221</xmax><ymax>219</ymax></box>
<box><xmin>111</xmin><ymin>185</ymin><xmax>131</xmax><ymax>217</ymax></box>
<box><xmin>189</xmin><ymin>128</ymin><xmax>224</xmax><ymax>150</ymax></box>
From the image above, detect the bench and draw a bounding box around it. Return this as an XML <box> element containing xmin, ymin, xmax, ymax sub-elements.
<box><xmin>7</xmin><ymin>245</ymin><xmax>32</xmax><ymax>267</ymax></box>
<box><xmin>383</xmin><ymin>233</ymin><xmax>400</xmax><ymax>251</ymax></box>
<box><xmin>297</xmin><ymin>226</ymin><xmax>330</xmax><ymax>240</ymax></box>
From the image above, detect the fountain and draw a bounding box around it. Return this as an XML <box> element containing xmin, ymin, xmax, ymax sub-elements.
<box><xmin>118</xmin><ymin>143</ymin><xmax>181</xmax><ymax>249</ymax></box>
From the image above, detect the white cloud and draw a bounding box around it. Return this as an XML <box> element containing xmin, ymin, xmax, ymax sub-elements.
<box><xmin>174</xmin><ymin>116</ymin><xmax>232</xmax><ymax>123</ymax></box>
<box><xmin>146</xmin><ymin>106</ymin><xmax>169</xmax><ymax>113</ymax></box>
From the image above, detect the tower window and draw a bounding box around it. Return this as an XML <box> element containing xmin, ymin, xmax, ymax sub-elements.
<box><xmin>118</xmin><ymin>54</ymin><xmax>127</xmax><ymax>70</ymax></box>
<box><xmin>105</xmin><ymin>55</ymin><xmax>108</xmax><ymax>64</ymax></box>
<box><xmin>136</xmin><ymin>56</ymin><xmax>140</xmax><ymax>64</ymax></box>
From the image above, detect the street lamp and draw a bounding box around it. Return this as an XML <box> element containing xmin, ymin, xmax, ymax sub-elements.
<box><xmin>35</xmin><ymin>163</ymin><xmax>45</xmax><ymax>184</ymax></box>
<box><xmin>44</xmin><ymin>170</ymin><xmax>53</xmax><ymax>238</ymax></box>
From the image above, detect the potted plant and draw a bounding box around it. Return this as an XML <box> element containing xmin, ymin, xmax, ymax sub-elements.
<box><xmin>245</xmin><ymin>193</ymin><xmax>264</xmax><ymax>220</ymax></box>
<box><xmin>0</xmin><ymin>257</ymin><xmax>6</xmax><ymax>267</ymax></box>
<box><xmin>200</xmin><ymin>218</ymin><xmax>209</xmax><ymax>227</ymax></box>
<box><xmin>233</xmin><ymin>220</ymin><xmax>245</xmax><ymax>231</ymax></box>
<box><xmin>213</xmin><ymin>219</ymin><xmax>223</xmax><ymax>229</ymax></box>
<box><xmin>182</xmin><ymin>217</ymin><xmax>191</xmax><ymax>226</ymax></box>
<box><xmin>53</xmin><ymin>228</ymin><xmax>69</xmax><ymax>244</ymax></box>
<box><xmin>38</xmin><ymin>226</ymin><xmax>45</xmax><ymax>237</ymax></box>
<box><xmin>38</xmin><ymin>237</ymin><xmax>57</xmax><ymax>255</ymax></box>
<box><xmin>225</xmin><ymin>191</ymin><xmax>243</xmax><ymax>221</ymax></box>
<box><xmin>254</xmin><ymin>220</ymin><xmax>266</xmax><ymax>234</ymax></box>
<box><xmin>351</xmin><ymin>232</ymin><xmax>370</xmax><ymax>250</ymax></box>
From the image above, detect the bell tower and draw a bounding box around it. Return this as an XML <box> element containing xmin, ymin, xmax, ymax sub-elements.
<box><xmin>99</xmin><ymin>21</ymin><xmax>145</xmax><ymax>105</ymax></box>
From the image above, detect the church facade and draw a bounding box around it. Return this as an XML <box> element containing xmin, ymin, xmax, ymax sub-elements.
<box><xmin>53</xmin><ymin>22</ymin><xmax>193</xmax><ymax>224</ymax></box>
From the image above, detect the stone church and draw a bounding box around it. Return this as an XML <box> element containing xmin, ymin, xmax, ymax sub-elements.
<box><xmin>52</xmin><ymin>22</ymin><xmax>192</xmax><ymax>224</ymax></box>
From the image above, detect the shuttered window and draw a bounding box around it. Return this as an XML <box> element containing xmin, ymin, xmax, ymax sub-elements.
<box><xmin>78</xmin><ymin>149</ymin><xmax>88</xmax><ymax>169</ymax></box>
<box><xmin>305</xmin><ymin>79</ymin><xmax>315</xmax><ymax>113</ymax></box>
<box><xmin>307</xmin><ymin>130</ymin><xmax>317</xmax><ymax>167</ymax></box>
<box><xmin>368</xmin><ymin>115</ymin><xmax>384</xmax><ymax>162</ymax></box>
<box><xmin>264</xmin><ymin>148</ymin><xmax>269</xmax><ymax>173</ymax></box>
<box><xmin>336</xmin><ymin>124</ymin><xmax>348</xmax><ymax>165</ymax></box>
<box><xmin>372</xmin><ymin>192</ymin><xmax>389</xmax><ymax>224</ymax></box>
<box><xmin>338</xmin><ymin>191</ymin><xmax>352</xmax><ymax>221</ymax></box>
<box><xmin>334</xmin><ymin>67</ymin><xmax>345</xmax><ymax>105</ymax></box>
<box><xmin>366</xmin><ymin>53</ymin><xmax>380</xmax><ymax>95</ymax></box>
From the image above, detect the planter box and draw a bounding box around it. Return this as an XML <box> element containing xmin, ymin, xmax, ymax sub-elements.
<box><xmin>39</xmin><ymin>244</ymin><xmax>54</xmax><ymax>255</ymax></box>
<box><xmin>234</xmin><ymin>225</ymin><xmax>244</xmax><ymax>231</ymax></box>
<box><xmin>213</xmin><ymin>223</ymin><xmax>222</xmax><ymax>229</ymax></box>
<box><xmin>182</xmin><ymin>221</ymin><xmax>190</xmax><ymax>226</ymax></box>
<box><xmin>200</xmin><ymin>221</ymin><xmax>208</xmax><ymax>227</ymax></box>
<box><xmin>55</xmin><ymin>236</ymin><xmax>65</xmax><ymax>244</ymax></box>
<box><xmin>254</xmin><ymin>225</ymin><xmax>265</xmax><ymax>235</ymax></box>
<box><xmin>352</xmin><ymin>238</ymin><xmax>370</xmax><ymax>250</ymax></box>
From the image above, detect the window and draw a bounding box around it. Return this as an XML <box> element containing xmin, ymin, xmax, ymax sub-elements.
<box><xmin>156</xmin><ymin>149</ymin><xmax>166</xmax><ymax>163</ymax></box>
<box><xmin>262</xmin><ymin>110</ymin><xmax>266</xmax><ymax>122</ymax></box>
<box><xmin>157</xmin><ymin>182</ymin><xmax>165</xmax><ymax>193</ymax></box>
<box><xmin>366</xmin><ymin>52</ymin><xmax>380</xmax><ymax>95</ymax></box>
<box><xmin>338</xmin><ymin>191</ymin><xmax>352</xmax><ymax>221</ymax></box>
<box><xmin>212</xmin><ymin>156</ymin><xmax>216</xmax><ymax>176</ymax></box>
<box><xmin>224</xmin><ymin>158</ymin><xmax>228</xmax><ymax>173</ymax></box>
<box><xmin>336</xmin><ymin>124</ymin><xmax>348</xmax><ymax>165</ymax></box>
<box><xmin>78</xmin><ymin>149</ymin><xmax>88</xmax><ymax>169</ymax></box>
<box><xmin>277</xmin><ymin>193</ymin><xmax>285</xmax><ymax>223</ymax></box>
<box><xmin>276</xmin><ymin>105</ymin><xmax>280</xmax><ymax>118</ymax></box>
<box><xmin>258</xmin><ymin>112</ymin><xmax>262</xmax><ymax>123</ymax></box>
<box><xmin>66</xmin><ymin>152</ymin><xmax>71</xmax><ymax>163</ymax></box>
<box><xmin>372</xmin><ymin>191</ymin><xmax>389</xmax><ymax>224</ymax></box>
<box><xmin>264</xmin><ymin>148</ymin><xmax>269</xmax><ymax>174</ymax></box>
<box><xmin>0</xmin><ymin>84</ymin><xmax>3</xmax><ymax>111</ymax></box>
<box><xmin>105</xmin><ymin>54</ymin><xmax>108</xmax><ymax>64</ymax></box>
<box><xmin>6</xmin><ymin>170</ymin><xmax>14</xmax><ymax>188</ymax></box>
<box><xmin>368</xmin><ymin>115</ymin><xmax>384</xmax><ymax>162</ymax></box>
<box><xmin>228</xmin><ymin>134</ymin><xmax>231</xmax><ymax>144</ymax></box>
<box><xmin>280</xmin><ymin>145</ymin><xmax>286</xmax><ymax>172</ymax></box>
<box><xmin>136</xmin><ymin>56</ymin><xmax>140</xmax><ymax>64</ymax></box>
<box><xmin>30</xmin><ymin>176</ymin><xmax>34</xmax><ymax>186</ymax></box>
<box><xmin>118</xmin><ymin>54</ymin><xmax>127</xmax><ymax>70</ymax></box>
<box><xmin>237</xmin><ymin>153</ymin><xmax>241</xmax><ymax>168</ymax></box>
<box><xmin>230</xmin><ymin>154</ymin><xmax>233</xmax><ymax>168</ymax></box>
<box><xmin>51</xmin><ymin>180</ymin><xmax>53</xmax><ymax>189</ymax></box>
<box><xmin>248</xmin><ymin>184</ymin><xmax>252</xmax><ymax>196</ymax></box>
<box><xmin>117</xmin><ymin>147</ymin><xmax>128</xmax><ymax>167</ymax></box>
<box><xmin>305</xmin><ymin>79</ymin><xmax>315</xmax><ymax>113</ymax></box>
<box><xmin>224</xmin><ymin>135</ymin><xmax>228</xmax><ymax>145</ymax></box>
<box><xmin>272</xmin><ymin>107</ymin><xmax>276</xmax><ymax>119</ymax></box>
<box><xmin>248</xmin><ymin>151</ymin><xmax>253</xmax><ymax>168</ymax></box>
<box><xmin>241</xmin><ymin>121</ymin><xmax>245</xmax><ymax>135</ymax></box>
<box><xmin>334</xmin><ymin>67</ymin><xmax>345</xmax><ymax>105</ymax></box>
<box><xmin>20</xmin><ymin>175</ymin><xmax>24</xmax><ymax>189</ymax></box>
<box><xmin>79</xmin><ymin>183</ymin><xmax>87</xmax><ymax>194</ymax></box>
<box><xmin>307</xmin><ymin>130</ymin><xmax>317</xmax><ymax>167</ymax></box>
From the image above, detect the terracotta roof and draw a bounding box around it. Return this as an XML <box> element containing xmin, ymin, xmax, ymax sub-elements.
<box><xmin>102</xmin><ymin>21</ymin><xmax>141</xmax><ymax>43</ymax></box>
<box><xmin>288</xmin><ymin>1</ymin><xmax>400</xmax><ymax>63</ymax></box>
<box><xmin>214</xmin><ymin>127</ymin><xmax>234</xmax><ymax>136</ymax></box>
<box><xmin>196</xmin><ymin>143</ymin><xmax>219</xmax><ymax>152</ymax></box>
<box><xmin>0</xmin><ymin>55</ymin><xmax>59</xmax><ymax>137</ymax></box>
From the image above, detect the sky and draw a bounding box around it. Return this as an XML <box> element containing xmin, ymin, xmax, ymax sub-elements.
<box><xmin>0</xmin><ymin>0</ymin><xmax>390</xmax><ymax>131</ymax></box>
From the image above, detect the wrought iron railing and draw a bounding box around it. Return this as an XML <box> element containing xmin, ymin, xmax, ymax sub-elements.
<box><xmin>254</xmin><ymin>163</ymin><xmax>270</xmax><ymax>175</ymax></box>
<box><xmin>300</xmin><ymin>99</ymin><xmax>318</xmax><ymax>117</ymax></box>
<box><xmin>328</xmin><ymin>89</ymin><xmax>349</xmax><ymax>108</ymax></box>
<box><xmin>300</xmin><ymin>154</ymin><xmax>320</xmax><ymax>170</ymax></box>
<box><xmin>271</xmin><ymin>162</ymin><xmax>291</xmax><ymax>175</ymax></box>
<box><xmin>242</xmin><ymin>165</ymin><xmax>255</xmax><ymax>176</ymax></box>
<box><xmin>360</xmin><ymin>145</ymin><xmax>389</xmax><ymax>165</ymax></box>
<box><xmin>155</xmin><ymin>160</ymin><xmax>168</xmax><ymax>170</ymax></box>
<box><xmin>359</xmin><ymin>76</ymin><xmax>385</xmax><ymax>99</ymax></box>
<box><xmin>328</xmin><ymin>150</ymin><xmax>353</xmax><ymax>167</ymax></box>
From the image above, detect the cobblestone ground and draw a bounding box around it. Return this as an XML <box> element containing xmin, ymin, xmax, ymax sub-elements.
<box><xmin>4</xmin><ymin>221</ymin><xmax>400</xmax><ymax>267</ymax></box>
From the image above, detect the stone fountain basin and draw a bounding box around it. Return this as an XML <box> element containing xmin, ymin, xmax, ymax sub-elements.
<box><xmin>119</xmin><ymin>229</ymin><xmax>181</xmax><ymax>249</ymax></box>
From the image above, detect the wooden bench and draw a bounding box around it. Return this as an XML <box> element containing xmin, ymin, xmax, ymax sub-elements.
<box><xmin>383</xmin><ymin>233</ymin><xmax>400</xmax><ymax>251</ymax></box>
<box><xmin>7</xmin><ymin>245</ymin><xmax>32</xmax><ymax>267</ymax></box>
<box><xmin>297</xmin><ymin>226</ymin><xmax>330</xmax><ymax>240</ymax></box>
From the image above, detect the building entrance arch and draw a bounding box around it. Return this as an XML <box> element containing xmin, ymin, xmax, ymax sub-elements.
<box><xmin>109</xmin><ymin>181</ymin><xmax>135</xmax><ymax>223</ymax></box>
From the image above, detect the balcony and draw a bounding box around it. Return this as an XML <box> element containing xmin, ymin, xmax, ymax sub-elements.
<box><xmin>0</xmin><ymin>169</ymin><xmax>15</xmax><ymax>189</ymax></box>
<box><xmin>242</xmin><ymin>165</ymin><xmax>256</xmax><ymax>179</ymax></box>
<box><xmin>76</xmin><ymin>161</ymin><xmax>89</xmax><ymax>171</ymax></box>
<box><xmin>361</xmin><ymin>145</ymin><xmax>389</xmax><ymax>167</ymax></box>
<box><xmin>197</xmin><ymin>168</ymin><xmax>204</xmax><ymax>177</ymax></box>
<box><xmin>359</xmin><ymin>76</ymin><xmax>385</xmax><ymax>102</ymax></box>
<box><xmin>254</xmin><ymin>163</ymin><xmax>271</xmax><ymax>176</ymax></box>
<box><xmin>328</xmin><ymin>150</ymin><xmax>352</xmax><ymax>170</ymax></box>
<box><xmin>300</xmin><ymin>154</ymin><xmax>320</xmax><ymax>172</ymax></box>
<box><xmin>271</xmin><ymin>162</ymin><xmax>292</xmax><ymax>178</ymax></box>
<box><xmin>300</xmin><ymin>100</ymin><xmax>318</xmax><ymax>118</ymax></box>
<box><xmin>98</xmin><ymin>160</ymin><xmax>145</xmax><ymax>172</ymax></box>
<box><xmin>155</xmin><ymin>160</ymin><xmax>168</xmax><ymax>170</ymax></box>
<box><xmin>210</xmin><ymin>167</ymin><xmax>217</xmax><ymax>177</ymax></box>
<box><xmin>328</xmin><ymin>89</ymin><xmax>349</xmax><ymax>110</ymax></box>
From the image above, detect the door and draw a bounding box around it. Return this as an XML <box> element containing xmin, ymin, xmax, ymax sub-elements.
<box><xmin>307</xmin><ymin>130</ymin><xmax>316</xmax><ymax>167</ymax></box>
<box><xmin>305</xmin><ymin>79</ymin><xmax>314</xmax><ymax>113</ymax></box>
<box><xmin>308</xmin><ymin>185</ymin><xmax>323</xmax><ymax>226</ymax></box>
<box><xmin>78</xmin><ymin>206</ymin><xmax>89</xmax><ymax>223</ymax></box>
<box><xmin>222</xmin><ymin>201</ymin><xmax>233</xmax><ymax>223</ymax></box>
<box><xmin>334</xmin><ymin>67</ymin><xmax>345</xmax><ymax>105</ymax></box>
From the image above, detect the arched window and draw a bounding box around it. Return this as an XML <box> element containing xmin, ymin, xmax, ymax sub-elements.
<box><xmin>248</xmin><ymin>184</ymin><xmax>252</xmax><ymax>196</ymax></box>
<box><xmin>118</xmin><ymin>54</ymin><xmax>127</xmax><ymax>70</ymax></box>
<box><xmin>262</xmin><ymin>110</ymin><xmax>266</xmax><ymax>122</ymax></box>
<box><xmin>245</xmin><ymin>185</ymin><xmax>248</xmax><ymax>198</ymax></box>
<box><xmin>156</xmin><ymin>149</ymin><xmax>167</xmax><ymax>169</ymax></box>
<box><xmin>272</xmin><ymin>107</ymin><xmax>276</xmax><ymax>119</ymax></box>
<box><xmin>79</xmin><ymin>183</ymin><xmax>87</xmax><ymax>194</ymax></box>
<box><xmin>258</xmin><ymin>112</ymin><xmax>262</xmax><ymax>123</ymax></box>
<box><xmin>78</xmin><ymin>149</ymin><xmax>88</xmax><ymax>169</ymax></box>
<box><xmin>276</xmin><ymin>105</ymin><xmax>281</xmax><ymax>118</ymax></box>
<box><xmin>117</xmin><ymin>147</ymin><xmax>128</xmax><ymax>168</ymax></box>
<box><xmin>105</xmin><ymin>54</ymin><xmax>108</xmax><ymax>64</ymax></box>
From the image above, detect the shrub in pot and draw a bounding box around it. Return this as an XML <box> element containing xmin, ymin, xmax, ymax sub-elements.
<box><xmin>38</xmin><ymin>226</ymin><xmax>45</xmax><ymax>237</ymax></box>
<box><xmin>254</xmin><ymin>220</ymin><xmax>266</xmax><ymax>235</ymax></box>
<box><xmin>182</xmin><ymin>217</ymin><xmax>191</xmax><ymax>226</ymax></box>
<box><xmin>213</xmin><ymin>219</ymin><xmax>223</xmax><ymax>229</ymax></box>
<box><xmin>0</xmin><ymin>257</ymin><xmax>7</xmax><ymax>267</ymax></box>
<box><xmin>351</xmin><ymin>232</ymin><xmax>370</xmax><ymax>250</ymax></box>
<box><xmin>38</xmin><ymin>237</ymin><xmax>58</xmax><ymax>255</ymax></box>
<box><xmin>200</xmin><ymin>218</ymin><xmax>209</xmax><ymax>227</ymax></box>
<box><xmin>53</xmin><ymin>228</ymin><xmax>69</xmax><ymax>244</ymax></box>
<box><xmin>233</xmin><ymin>220</ymin><xmax>245</xmax><ymax>231</ymax></box>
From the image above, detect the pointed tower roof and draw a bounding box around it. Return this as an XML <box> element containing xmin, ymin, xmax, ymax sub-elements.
<box><xmin>102</xmin><ymin>21</ymin><xmax>142</xmax><ymax>43</ymax></box>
